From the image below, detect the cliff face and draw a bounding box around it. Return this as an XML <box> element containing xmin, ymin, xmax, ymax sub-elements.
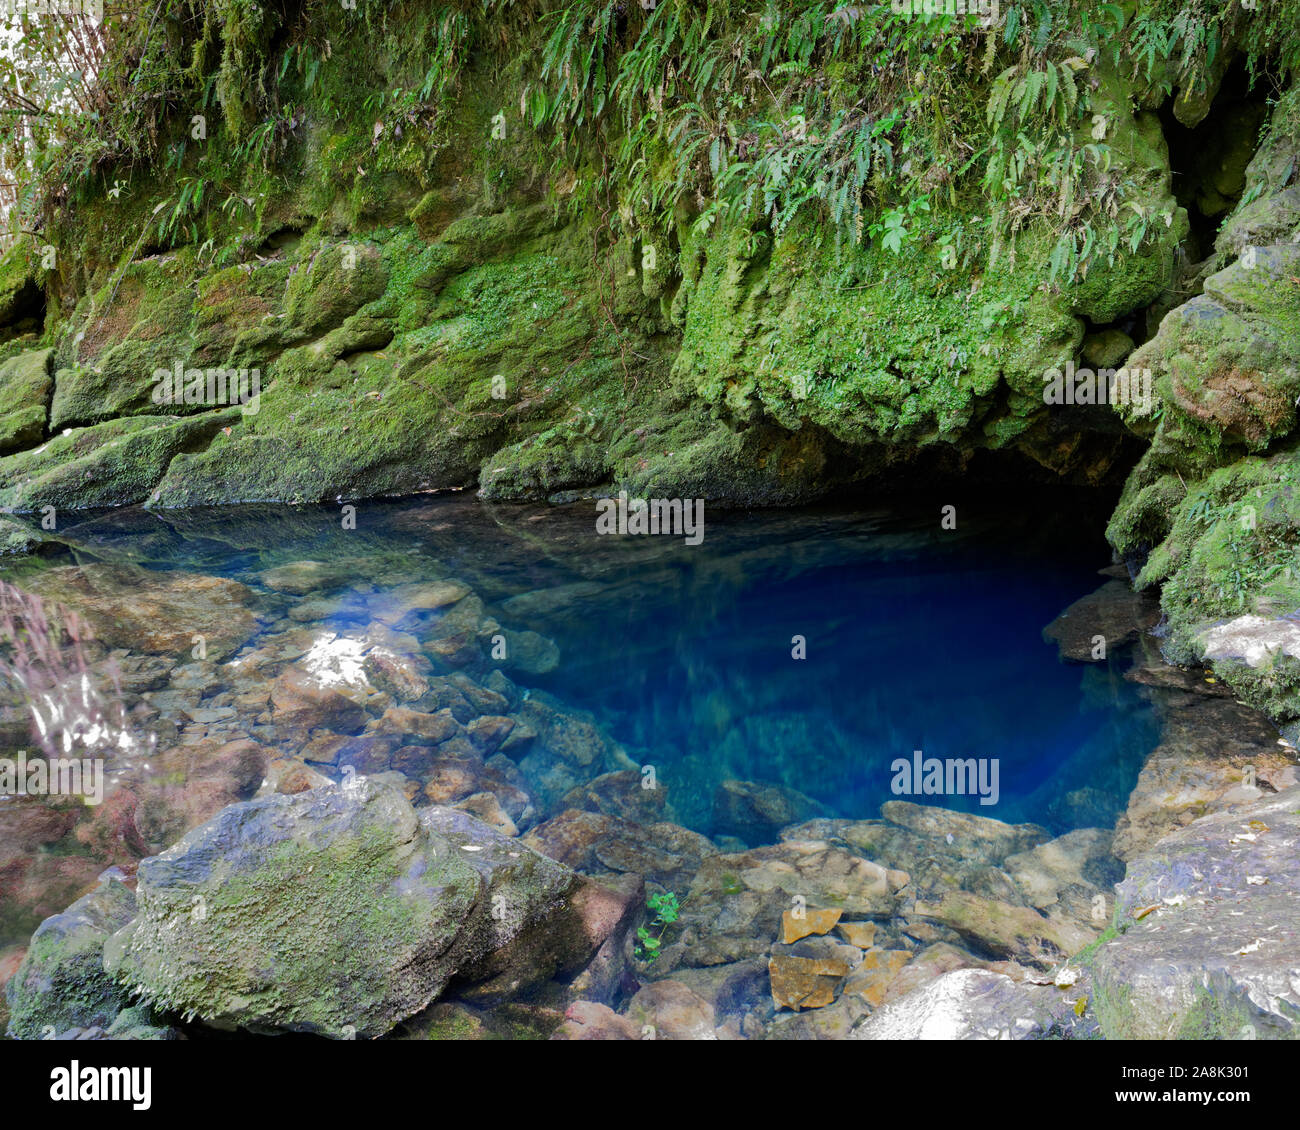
<box><xmin>0</xmin><ymin>1</ymin><xmax>1296</xmax><ymax>727</ymax></box>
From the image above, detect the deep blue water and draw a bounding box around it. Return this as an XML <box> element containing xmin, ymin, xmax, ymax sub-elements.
<box><xmin>8</xmin><ymin>491</ymin><xmax>1160</xmax><ymax>838</ymax></box>
<box><xmin>492</xmin><ymin>502</ymin><xmax>1159</xmax><ymax>835</ymax></box>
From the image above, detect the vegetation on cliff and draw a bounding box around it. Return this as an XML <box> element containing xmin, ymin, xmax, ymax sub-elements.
<box><xmin>0</xmin><ymin>0</ymin><xmax>1297</xmax><ymax>724</ymax></box>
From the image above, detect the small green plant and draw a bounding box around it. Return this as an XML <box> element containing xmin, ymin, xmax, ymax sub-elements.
<box><xmin>634</xmin><ymin>891</ymin><xmax>680</xmax><ymax>964</ymax></box>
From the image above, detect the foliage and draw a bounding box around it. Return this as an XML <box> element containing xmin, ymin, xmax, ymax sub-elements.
<box><xmin>633</xmin><ymin>890</ymin><xmax>680</xmax><ymax>964</ymax></box>
<box><xmin>4</xmin><ymin>0</ymin><xmax>1300</xmax><ymax>278</ymax></box>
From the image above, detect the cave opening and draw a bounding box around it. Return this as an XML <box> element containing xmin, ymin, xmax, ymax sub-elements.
<box><xmin>1082</xmin><ymin>61</ymin><xmax>1272</xmax><ymax>357</ymax></box>
<box><xmin>1159</xmin><ymin>59</ymin><xmax>1271</xmax><ymax>261</ymax></box>
<box><xmin>0</xmin><ymin>275</ymin><xmax>47</xmax><ymax>341</ymax></box>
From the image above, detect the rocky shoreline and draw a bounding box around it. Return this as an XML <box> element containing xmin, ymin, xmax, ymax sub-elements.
<box><xmin>2</xmin><ymin>536</ymin><xmax>1296</xmax><ymax>1041</ymax></box>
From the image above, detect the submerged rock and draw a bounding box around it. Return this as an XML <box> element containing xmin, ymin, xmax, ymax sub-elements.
<box><xmin>102</xmin><ymin>778</ymin><xmax>581</xmax><ymax>1038</ymax></box>
<box><xmin>850</xmin><ymin>967</ymin><xmax>1097</xmax><ymax>1040</ymax></box>
<box><xmin>909</xmin><ymin>890</ymin><xmax>1096</xmax><ymax>969</ymax></box>
<box><xmin>1112</xmin><ymin>693</ymin><xmax>1289</xmax><ymax>859</ymax></box>
<box><xmin>656</xmin><ymin>839</ymin><xmax>908</xmax><ymax>972</ymax></box>
<box><xmin>1042</xmin><ymin>579</ymin><xmax>1161</xmax><ymax>661</ymax></box>
<box><xmin>21</xmin><ymin>564</ymin><xmax>259</xmax><ymax>661</ymax></box>
<box><xmin>712</xmin><ymin>778</ymin><xmax>827</xmax><ymax>844</ymax></box>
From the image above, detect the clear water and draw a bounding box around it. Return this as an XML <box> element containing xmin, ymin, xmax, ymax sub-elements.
<box><xmin>7</xmin><ymin>490</ymin><xmax>1159</xmax><ymax>839</ymax></box>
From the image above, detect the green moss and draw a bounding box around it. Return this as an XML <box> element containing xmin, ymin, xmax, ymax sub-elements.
<box><xmin>0</xmin><ymin>411</ymin><xmax>242</xmax><ymax>511</ymax></box>
<box><xmin>672</xmin><ymin>209</ymin><xmax>1093</xmax><ymax>461</ymax></box>
<box><xmin>0</xmin><ymin>348</ymin><xmax>54</xmax><ymax>455</ymax></box>
<box><xmin>284</xmin><ymin>239</ymin><xmax>389</xmax><ymax>336</ymax></box>
<box><xmin>1119</xmin><ymin>447</ymin><xmax>1300</xmax><ymax>716</ymax></box>
<box><xmin>104</xmin><ymin>813</ymin><xmax>482</xmax><ymax>1036</ymax></box>
<box><xmin>479</xmin><ymin>430</ymin><xmax>610</xmax><ymax>501</ymax></box>
<box><xmin>5</xmin><ymin>877</ymin><xmax>137</xmax><ymax>1041</ymax></box>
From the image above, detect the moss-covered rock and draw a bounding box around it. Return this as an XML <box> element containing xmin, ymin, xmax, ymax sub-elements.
<box><xmin>0</xmin><ymin>348</ymin><xmax>53</xmax><ymax>455</ymax></box>
<box><xmin>284</xmin><ymin>240</ymin><xmax>389</xmax><ymax>336</ymax></box>
<box><xmin>102</xmin><ymin>779</ymin><xmax>579</xmax><ymax>1038</ymax></box>
<box><xmin>5</xmin><ymin>875</ymin><xmax>137</xmax><ymax>1040</ymax></box>
<box><xmin>0</xmin><ymin>410</ymin><xmax>242</xmax><ymax>511</ymax></box>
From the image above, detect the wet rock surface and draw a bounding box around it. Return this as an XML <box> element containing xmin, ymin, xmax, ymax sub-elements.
<box><xmin>102</xmin><ymin>778</ymin><xmax>580</xmax><ymax>1038</ymax></box>
<box><xmin>851</xmin><ymin>967</ymin><xmax>1098</xmax><ymax>1040</ymax></box>
<box><xmin>1086</xmin><ymin>785</ymin><xmax>1300</xmax><ymax>1039</ymax></box>
<box><xmin>5</xmin><ymin>872</ymin><xmax>142</xmax><ymax>1040</ymax></box>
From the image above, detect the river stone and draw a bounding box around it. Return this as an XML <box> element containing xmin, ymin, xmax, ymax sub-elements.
<box><xmin>21</xmin><ymin>563</ymin><xmax>259</xmax><ymax>661</ymax></box>
<box><xmin>270</xmin><ymin>666</ymin><xmax>369</xmax><ymax>738</ymax></box>
<box><xmin>850</xmin><ymin>967</ymin><xmax>1098</xmax><ymax>1040</ymax></box>
<box><xmin>102</xmin><ymin>778</ymin><xmax>579</xmax><ymax>1038</ymax></box>
<box><xmin>1087</xmin><ymin>785</ymin><xmax>1300</xmax><ymax>1040</ymax></box>
<box><xmin>561</xmin><ymin>768</ymin><xmax>669</xmax><ymax>824</ymax></box>
<box><xmin>626</xmin><ymin>979</ymin><xmax>722</xmax><ymax>1039</ymax></box>
<box><xmin>877</xmin><ymin>801</ymin><xmax>1050</xmax><ymax>864</ymax></box>
<box><xmin>498</xmin><ymin>628</ymin><xmax>560</xmax><ymax>675</ymax></box>
<box><xmin>5</xmin><ymin>873</ymin><xmax>138</xmax><ymax>1040</ymax></box>
<box><xmin>712</xmin><ymin>778</ymin><xmax>827</xmax><ymax>844</ymax></box>
<box><xmin>257</xmin><ymin>559</ymin><xmax>359</xmax><ymax>595</ymax></box>
<box><xmin>550</xmin><ymin>999</ymin><xmax>641</xmax><ymax>1040</ymax></box>
<box><xmin>769</xmin><ymin>953</ymin><xmax>852</xmax><ymax>1011</ymax></box>
<box><xmin>910</xmin><ymin>890</ymin><xmax>1097</xmax><ymax>968</ymax></box>
<box><xmin>651</xmin><ymin>840</ymin><xmax>908</xmax><ymax>972</ymax></box>
<box><xmin>523</xmin><ymin>808</ymin><xmax>716</xmax><ymax>890</ymax></box>
<box><xmin>371</xmin><ymin>580</ymin><xmax>471</xmax><ymax>627</ymax></box>
<box><xmin>841</xmin><ymin>948</ymin><xmax>913</xmax><ymax>1008</ymax></box>
<box><xmin>1042</xmin><ymin>579</ymin><xmax>1161</xmax><ymax>661</ymax></box>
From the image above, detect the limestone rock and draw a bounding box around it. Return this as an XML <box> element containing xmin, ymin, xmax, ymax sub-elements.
<box><xmin>851</xmin><ymin>967</ymin><xmax>1097</xmax><ymax>1040</ymax></box>
<box><xmin>1088</xmin><ymin>785</ymin><xmax>1300</xmax><ymax>1039</ymax></box>
<box><xmin>103</xmin><ymin>779</ymin><xmax>580</xmax><ymax>1038</ymax></box>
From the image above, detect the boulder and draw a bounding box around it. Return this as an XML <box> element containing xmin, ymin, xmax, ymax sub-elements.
<box><xmin>22</xmin><ymin>564</ymin><xmax>259</xmax><ymax>661</ymax></box>
<box><xmin>1088</xmin><ymin>785</ymin><xmax>1300</xmax><ymax>1039</ymax></box>
<box><xmin>103</xmin><ymin>779</ymin><xmax>581</xmax><ymax>1038</ymax></box>
<box><xmin>5</xmin><ymin>873</ymin><xmax>140</xmax><ymax>1039</ymax></box>
<box><xmin>712</xmin><ymin>778</ymin><xmax>827</xmax><ymax>844</ymax></box>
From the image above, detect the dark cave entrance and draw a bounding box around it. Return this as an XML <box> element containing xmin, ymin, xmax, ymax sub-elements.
<box><xmin>1158</xmin><ymin>59</ymin><xmax>1271</xmax><ymax>261</ymax></box>
<box><xmin>0</xmin><ymin>274</ymin><xmax>46</xmax><ymax>340</ymax></box>
<box><xmin>1084</xmin><ymin>60</ymin><xmax>1272</xmax><ymax>353</ymax></box>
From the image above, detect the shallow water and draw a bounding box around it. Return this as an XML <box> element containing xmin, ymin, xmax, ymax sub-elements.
<box><xmin>3</xmin><ymin>490</ymin><xmax>1156</xmax><ymax>840</ymax></box>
